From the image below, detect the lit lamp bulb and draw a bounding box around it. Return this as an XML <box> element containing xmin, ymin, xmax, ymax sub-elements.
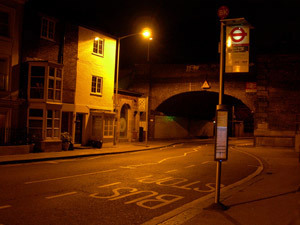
<box><xmin>142</xmin><ymin>28</ymin><xmax>152</xmax><ymax>38</ymax></box>
<box><xmin>227</xmin><ymin>36</ymin><xmax>232</xmax><ymax>48</ymax></box>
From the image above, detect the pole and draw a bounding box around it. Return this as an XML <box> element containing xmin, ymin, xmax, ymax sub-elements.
<box><xmin>215</xmin><ymin>21</ymin><xmax>225</xmax><ymax>204</ymax></box>
<box><xmin>145</xmin><ymin>96</ymin><xmax>149</xmax><ymax>146</ymax></box>
<box><xmin>113</xmin><ymin>38</ymin><xmax>120</xmax><ymax>146</ymax></box>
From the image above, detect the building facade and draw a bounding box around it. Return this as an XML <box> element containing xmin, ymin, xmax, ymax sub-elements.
<box><xmin>0</xmin><ymin>0</ymin><xmax>26</xmax><ymax>146</ymax></box>
<box><xmin>20</xmin><ymin>5</ymin><xmax>117</xmax><ymax>151</ymax></box>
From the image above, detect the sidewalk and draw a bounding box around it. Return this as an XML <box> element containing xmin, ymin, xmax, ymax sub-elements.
<box><xmin>0</xmin><ymin>140</ymin><xmax>180</xmax><ymax>165</ymax></box>
<box><xmin>167</xmin><ymin>145</ymin><xmax>300</xmax><ymax>225</ymax></box>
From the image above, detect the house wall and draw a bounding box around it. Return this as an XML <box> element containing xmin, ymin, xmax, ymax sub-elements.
<box><xmin>76</xmin><ymin>26</ymin><xmax>116</xmax><ymax>144</ymax></box>
<box><xmin>76</xmin><ymin>26</ymin><xmax>116</xmax><ymax>110</ymax></box>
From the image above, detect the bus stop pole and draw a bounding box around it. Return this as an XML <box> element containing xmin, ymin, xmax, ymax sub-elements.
<box><xmin>215</xmin><ymin>21</ymin><xmax>226</xmax><ymax>204</ymax></box>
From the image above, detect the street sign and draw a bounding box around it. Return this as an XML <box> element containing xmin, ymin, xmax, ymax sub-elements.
<box><xmin>202</xmin><ymin>80</ymin><xmax>211</xmax><ymax>89</ymax></box>
<box><xmin>217</xmin><ymin>6</ymin><xmax>229</xmax><ymax>19</ymax></box>
<box><xmin>225</xmin><ymin>25</ymin><xmax>250</xmax><ymax>73</ymax></box>
<box><xmin>215</xmin><ymin>106</ymin><xmax>228</xmax><ymax>161</ymax></box>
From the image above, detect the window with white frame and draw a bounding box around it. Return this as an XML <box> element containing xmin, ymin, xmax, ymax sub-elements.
<box><xmin>104</xmin><ymin>117</ymin><xmax>113</xmax><ymax>137</ymax></box>
<box><xmin>46</xmin><ymin>109</ymin><xmax>60</xmax><ymax>139</ymax></box>
<box><xmin>91</xmin><ymin>75</ymin><xmax>102</xmax><ymax>95</ymax></box>
<box><xmin>93</xmin><ymin>38</ymin><xmax>104</xmax><ymax>56</ymax></box>
<box><xmin>41</xmin><ymin>17</ymin><xmax>55</xmax><ymax>40</ymax></box>
<box><xmin>30</xmin><ymin>65</ymin><xmax>45</xmax><ymax>99</ymax></box>
<box><xmin>0</xmin><ymin>11</ymin><xmax>9</xmax><ymax>37</ymax></box>
<box><xmin>28</xmin><ymin>108</ymin><xmax>43</xmax><ymax>140</ymax></box>
<box><xmin>48</xmin><ymin>67</ymin><xmax>62</xmax><ymax>101</ymax></box>
<box><xmin>0</xmin><ymin>58</ymin><xmax>8</xmax><ymax>91</ymax></box>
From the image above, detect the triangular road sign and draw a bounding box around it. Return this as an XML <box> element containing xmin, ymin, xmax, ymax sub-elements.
<box><xmin>202</xmin><ymin>80</ymin><xmax>211</xmax><ymax>89</ymax></box>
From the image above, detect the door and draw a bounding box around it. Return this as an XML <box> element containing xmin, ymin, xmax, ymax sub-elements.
<box><xmin>75</xmin><ymin>113</ymin><xmax>83</xmax><ymax>144</ymax></box>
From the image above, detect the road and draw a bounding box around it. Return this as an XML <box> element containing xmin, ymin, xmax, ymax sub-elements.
<box><xmin>0</xmin><ymin>139</ymin><xmax>261</xmax><ymax>225</ymax></box>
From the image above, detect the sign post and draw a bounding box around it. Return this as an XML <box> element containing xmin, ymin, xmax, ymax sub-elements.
<box><xmin>212</xmin><ymin>17</ymin><xmax>251</xmax><ymax>210</ymax></box>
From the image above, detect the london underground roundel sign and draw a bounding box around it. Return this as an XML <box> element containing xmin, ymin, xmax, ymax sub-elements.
<box><xmin>229</xmin><ymin>27</ymin><xmax>247</xmax><ymax>42</ymax></box>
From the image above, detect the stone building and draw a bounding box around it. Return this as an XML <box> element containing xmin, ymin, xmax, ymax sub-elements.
<box><xmin>20</xmin><ymin>5</ymin><xmax>117</xmax><ymax>151</ymax></box>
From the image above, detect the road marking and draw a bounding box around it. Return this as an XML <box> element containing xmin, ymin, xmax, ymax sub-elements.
<box><xmin>142</xmin><ymin>145</ymin><xmax>264</xmax><ymax>225</ymax></box>
<box><xmin>46</xmin><ymin>192</ymin><xmax>77</xmax><ymax>199</ymax></box>
<box><xmin>120</xmin><ymin>147</ymin><xmax>201</xmax><ymax>169</ymax></box>
<box><xmin>201</xmin><ymin>161</ymin><xmax>214</xmax><ymax>164</ymax></box>
<box><xmin>25</xmin><ymin>169</ymin><xmax>117</xmax><ymax>184</ymax></box>
<box><xmin>0</xmin><ymin>205</ymin><xmax>11</xmax><ymax>210</ymax></box>
<box><xmin>184</xmin><ymin>165</ymin><xmax>195</xmax><ymax>168</ymax></box>
<box><xmin>165</xmin><ymin>170</ymin><xmax>177</xmax><ymax>173</ymax></box>
<box><xmin>98</xmin><ymin>182</ymin><xmax>121</xmax><ymax>188</ymax></box>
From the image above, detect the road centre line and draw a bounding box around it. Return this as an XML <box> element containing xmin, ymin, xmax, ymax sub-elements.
<box><xmin>201</xmin><ymin>161</ymin><xmax>215</xmax><ymax>165</ymax></box>
<box><xmin>184</xmin><ymin>165</ymin><xmax>195</xmax><ymax>168</ymax></box>
<box><xmin>45</xmin><ymin>192</ymin><xmax>77</xmax><ymax>199</ymax></box>
<box><xmin>0</xmin><ymin>205</ymin><xmax>11</xmax><ymax>210</ymax></box>
<box><xmin>120</xmin><ymin>147</ymin><xmax>201</xmax><ymax>169</ymax></box>
<box><xmin>165</xmin><ymin>170</ymin><xmax>177</xmax><ymax>173</ymax></box>
<box><xmin>98</xmin><ymin>182</ymin><xmax>121</xmax><ymax>188</ymax></box>
<box><xmin>25</xmin><ymin>169</ymin><xmax>117</xmax><ymax>184</ymax></box>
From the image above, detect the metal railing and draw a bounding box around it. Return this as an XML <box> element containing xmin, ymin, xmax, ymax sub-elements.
<box><xmin>0</xmin><ymin>128</ymin><xmax>28</xmax><ymax>146</ymax></box>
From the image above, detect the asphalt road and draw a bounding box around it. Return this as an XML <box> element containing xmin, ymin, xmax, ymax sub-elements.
<box><xmin>0</xmin><ymin>139</ymin><xmax>261</xmax><ymax>225</ymax></box>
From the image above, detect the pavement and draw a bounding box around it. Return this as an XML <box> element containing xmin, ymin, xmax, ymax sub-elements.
<box><xmin>0</xmin><ymin>139</ymin><xmax>300</xmax><ymax>225</ymax></box>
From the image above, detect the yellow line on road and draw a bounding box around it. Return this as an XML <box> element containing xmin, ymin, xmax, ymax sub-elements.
<box><xmin>46</xmin><ymin>192</ymin><xmax>77</xmax><ymax>199</ymax></box>
<box><xmin>25</xmin><ymin>169</ymin><xmax>117</xmax><ymax>184</ymax></box>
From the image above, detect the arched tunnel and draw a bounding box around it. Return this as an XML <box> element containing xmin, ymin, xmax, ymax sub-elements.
<box><xmin>155</xmin><ymin>91</ymin><xmax>254</xmax><ymax>139</ymax></box>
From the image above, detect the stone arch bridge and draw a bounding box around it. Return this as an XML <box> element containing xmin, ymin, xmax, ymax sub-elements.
<box><xmin>121</xmin><ymin>54</ymin><xmax>300</xmax><ymax>147</ymax></box>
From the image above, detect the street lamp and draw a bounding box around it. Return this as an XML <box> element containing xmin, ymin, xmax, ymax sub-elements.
<box><xmin>113</xmin><ymin>28</ymin><xmax>152</xmax><ymax>145</ymax></box>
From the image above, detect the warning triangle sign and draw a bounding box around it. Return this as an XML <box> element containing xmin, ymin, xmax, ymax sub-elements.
<box><xmin>202</xmin><ymin>80</ymin><xmax>211</xmax><ymax>89</ymax></box>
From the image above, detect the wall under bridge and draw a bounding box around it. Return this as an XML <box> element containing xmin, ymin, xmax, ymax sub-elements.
<box><xmin>121</xmin><ymin>54</ymin><xmax>300</xmax><ymax>147</ymax></box>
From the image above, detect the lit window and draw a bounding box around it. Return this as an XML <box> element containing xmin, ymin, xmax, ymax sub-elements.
<box><xmin>104</xmin><ymin>117</ymin><xmax>114</xmax><ymax>137</ymax></box>
<box><xmin>91</xmin><ymin>76</ymin><xmax>102</xmax><ymax>95</ymax></box>
<box><xmin>48</xmin><ymin>67</ymin><xmax>62</xmax><ymax>101</ymax></box>
<box><xmin>46</xmin><ymin>109</ymin><xmax>60</xmax><ymax>138</ymax></box>
<box><xmin>0</xmin><ymin>11</ymin><xmax>9</xmax><ymax>37</ymax></box>
<box><xmin>0</xmin><ymin>58</ymin><xmax>8</xmax><ymax>90</ymax></box>
<box><xmin>93</xmin><ymin>38</ymin><xmax>104</xmax><ymax>56</ymax></box>
<box><xmin>41</xmin><ymin>17</ymin><xmax>55</xmax><ymax>40</ymax></box>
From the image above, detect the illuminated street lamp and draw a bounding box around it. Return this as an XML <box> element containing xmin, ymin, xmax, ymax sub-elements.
<box><xmin>113</xmin><ymin>28</ymin><xmax>152</xmax><ymax>145</ymax></box>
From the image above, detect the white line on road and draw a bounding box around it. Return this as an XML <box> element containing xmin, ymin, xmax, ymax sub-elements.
<box><xmin>201</xmin><ymin>161</ymin><xmax>214</xmax><ymax>165</ymax></box>
<box><xmin>121</xmin><ymin>147</ymin><xmax>201</xmax><ymax>169</ymax></box>
<box><xmin>46</xmin><ymin>192</ymin><xmax>77</xmax><ymax>199</ymax></box>
<box><xmin>0</xmin><ymin>205</ymin><xmax>11</xmax><ymax>210</ymax></box>
<box><xmin>97</xmin><ymin>182</ymin><xmax>121</xmax><ymax>188</ymax></box>
<box><xmin>25</xmin><ymin>169</ymin><xmax>117</xmax><ymax>184</ymax></box>
<box><xmin>184</xmin><ymin>165</ymin><xmax>195</xmax><ymax>168</ymax></box>
<box><xmin>165</xmin><ymin>170</ymin><xmax>177</xmax><ymax>173</ymax></box>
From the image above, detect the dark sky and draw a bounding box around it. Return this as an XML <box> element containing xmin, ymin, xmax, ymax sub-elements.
<box><xmin>30</xmin><ymin>0</ymin><xmax>300</xmax><ymax>66</ymax></box>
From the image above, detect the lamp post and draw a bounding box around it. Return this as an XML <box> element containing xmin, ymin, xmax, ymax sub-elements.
<box><xmin>113</xmin><ymin>28</ymin><xmax>152</xmax><ymax>145</ymax></box>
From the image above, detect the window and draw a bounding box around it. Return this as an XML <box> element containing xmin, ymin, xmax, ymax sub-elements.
<box><xmin>0</xmin><ymin>11</ymin><xmax>9</xmax><ymax>37</ymax></box>
<box><xmin>28</xmin><ymin>108</ymin><xmax>43</xmax><ymax>140</ymax></box>
<box><xmin>91</xmin><ymin>76</ymin><xmax>102</xmax><ymax>95</ymax></box>
<box><xmin>0</xmin><ymin>58</ymin><xmax>8</xmax><ymax>90</ymax></box>
<box><xmin>41</xmin><ymin>17</ymin><xmax>55</xmax><ymax>40</ymax></box>
<box><xmin>30</xmin><ymin>66</ymin><xmax>45</xmax><ymax>99</ymax></box>
<box><xmin>46</xmin><ymin>109</ymin><xmax>60</xmax><ymax>138</ymax></box>
<box><xmin>48</xmin><ymin>67</ymin><xmax>62</xmax><ymax>101</ymax></box>
<box><xmin>104</xmin><ymin>117</ymin><xmax>113</xmax><ymax>137</ymax></box>
<box><xmin>93</xmin><ymin>38</ymin><xmax>104</xmax><ymax>56</ymax></box>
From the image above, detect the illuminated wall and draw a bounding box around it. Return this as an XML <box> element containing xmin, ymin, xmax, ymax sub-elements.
<box><xmin>76</xmin><ymin>26</ymin><xmax>116</xmax><ymax>111</ymax></box>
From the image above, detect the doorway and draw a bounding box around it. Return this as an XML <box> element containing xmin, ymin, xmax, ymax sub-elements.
<box><xmin>75</xmin><ymin>113</ymin><xmax>83</xmax><ymax>144</ymax></box>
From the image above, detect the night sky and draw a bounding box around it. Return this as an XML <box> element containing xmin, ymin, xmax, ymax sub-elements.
<box><xmin>30</xmin><ymin>0</ymin><xmax>300</xmax><ymax>67</ymax></box>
